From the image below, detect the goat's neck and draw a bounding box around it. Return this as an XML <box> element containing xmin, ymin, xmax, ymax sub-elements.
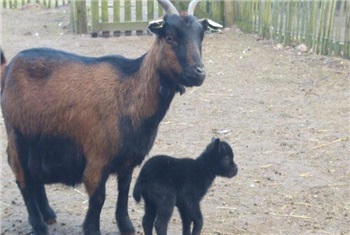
<box><xmin>197</xmin><ymin>154</ymin><xmax>216</xmax><ymax>180</ymax></box>
<box><xmin>126</xmin><ymin>43</ymin><xmax>177</xmax><ymax>127</ymax></box>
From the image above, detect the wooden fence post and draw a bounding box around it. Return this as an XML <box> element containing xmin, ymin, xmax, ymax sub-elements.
<box><xmin>212</xmin><ymin>0</ymin><xmax>224</xmax><ymax>25</ymax></box>
<box><xmin>224</xmin><ymin>0</ymin><xmax>234</xmax><ymax>27</ymax></box>
<box><xmin>71</xmin><ymin>0</ymin><xmax>87</xmax><ymax>34</ymax></box>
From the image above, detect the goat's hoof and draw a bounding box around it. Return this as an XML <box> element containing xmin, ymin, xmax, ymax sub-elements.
<box><xmin>42</xmin><ymin>208</ymin><xmax>57</xmax><ymax>225</ymax></box>
<box><xmin>117</xmin><ymin>215</ymin><xmax>135</xmax><ymax>235</ymax></box>
<box><xmin>83</xmin><ymin>225</ymin><xmax>101</xmax><ymax>235</ymax></box>
<box><xmin>84</xmin><ymin>229</ymin><xmax>101</xmax><ymax>235</ymax></box>
<box><xmin>120</xmin><ymin>232</ymin><xmax>136</xmax><ymax>235</ymax></box>
<box><xmin>31</xmin><ymin>224</ymin><xmax>49</xmax><ymax>235</ymax></box>
<box><xmin>119</xmin><ymin>227</ymin><xmax>135</xmax><ymax>235</ymax></box>
<box><xmin>45</xmin><ymin>217</ymin><xmax>57</xmax><ymax>225</ymax></box>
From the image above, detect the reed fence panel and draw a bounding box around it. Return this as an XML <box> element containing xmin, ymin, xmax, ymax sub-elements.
<box><xmin>234</xmin><ymin>0</ymin><xmax>350</xmax><ymax>58</ymax></box>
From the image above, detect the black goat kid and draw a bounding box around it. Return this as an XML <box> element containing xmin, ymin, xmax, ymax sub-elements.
<box><xmin>133</xmin><ymin>138</ymin><xmax>238</xmax><ymax>235</ymax></box>
<box><xmin>0</xmin><ymin>0</ymin><xmax>222</xmax><ymax>234</ymax></box>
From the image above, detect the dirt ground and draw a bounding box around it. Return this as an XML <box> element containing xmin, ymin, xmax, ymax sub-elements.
<box><xmin>1</xmin><ymin>4</ymin><xmax>349</xmax><ymax>235</ymax></box>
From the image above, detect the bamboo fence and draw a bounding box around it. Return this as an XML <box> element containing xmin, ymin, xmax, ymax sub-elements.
<box><xmin>234</xmin><ymin>0</ymin><xmax>350</xmax><ymax>58</ymax></box>
<box><xmin>2</xmin><ymin>0</ymin><xmax>349</xmax><ymax>57</ymax></box>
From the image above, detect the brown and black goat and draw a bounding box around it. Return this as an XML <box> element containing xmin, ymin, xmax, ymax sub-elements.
<box><xmin>0</xmin><ymin>0</ymin><xmax>222</xmax><ymax>234</ymax></box>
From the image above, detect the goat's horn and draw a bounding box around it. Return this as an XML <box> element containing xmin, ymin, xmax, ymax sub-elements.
<box><xmin>188</xmin><ymin>0</ymin><xmax>201</xmax><ymax>15</ymax></box>
<box><xmin>158</xmin><ymin>0</ymin><xmax>179</xmax><ymax>15</ymax></box>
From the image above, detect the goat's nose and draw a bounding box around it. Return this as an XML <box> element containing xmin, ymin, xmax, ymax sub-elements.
<box><xmin>194</xmin><ymin>66</ymin><xmax>205</xmax><ymax>75</ymax></box>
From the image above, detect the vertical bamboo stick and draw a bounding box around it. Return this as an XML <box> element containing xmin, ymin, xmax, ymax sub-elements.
<box><xmin>264</xmin><ymin>0</ymin><xmax>271</xmax><ymax>39</ymax></box>
<box><xmin>90</xmin><ymin>0</ymin><xmax>99</xmax><ymax>37</ymax></box>
<box><xmin>300</xmin><ymin>0</ymin><xmax>306</xmax><ymax>44</ymax></box>
<box><xmin>254</xmin><ymin>0</ymin><xmax>258</xmax><ymax>33</ymax></box>
<box><xmin>136</xmin><ymin>0</ymin><xmax>143</xmax><ymax>35</ymax></box>
<box><xmin>320</xmin><ymin>0</ymin><xmax>329</xmax><ymax>54</ymax></box>
<box><xmin>147</xmin><ymin>0</ymin><xmax>154</xmax><ymax>21</ymax></box>
<box><xmin>326</xmin><ymin>0</ymin><xmax>336</xmax><ymax>55</ymax></box>
<box><xmin>124</xmin><ymin>0</ymin><xmax>132</xmax><ymax>35</ymax></box>
<box><xmin>248</xmin><ymin>0</ymin><xmax>253</xmax><ymax>32</ymax></box>
<box><xmin>334</xmin><ymin>0</ymin><xmax>345</xmax><ymax>56</ymax></box>
<box><xmin>258</xmin><ymin>0</ymin><xmax>263</xmax><ymax>36</ymax></box>
<box><xmin>316</xmin><ymin>0</ymin><xmax>325</xmax><ymax>54</ymax></box>
<box><xmin>271</xmin><ymin>0</ymin><xmax>278</xmax><ymax>40</ymax></box>
<box><xmin>306</xmin><ymin>1</ymin><xmax>312</xmax><ymax>49</ymax></box>
<box><xmin>311</xmin><ymin>0</ymin><xmax>318</xmax><ymax>52</ymax></box>
<box><xmin>101</xmin><ymin>0</ymin><xmax>109</xmax><ymax>36</ymax></box>
<box><xmin>295</xmin><ymin>0</ymin><xmax>300</xmax><ymax>44</ymax></box>
<box><xmin>279</xmin><ymin>1</ymin><xmax>285</xmax><ymax>43</ymax></box>
<box><xmin>344</xmin><ymin>0</ymin><xmax>350</xmax><ymax>58</ymax></box>
<box><xmin>322</xmin><ymin>0</ymin><xmax>334</xmax><ymax>55</ymax></box>
<box><xmin>284</xmin><ymin>0</ymin><xmax>292</xmax><ymax>45</ymax></box>
<box><xmin>113</xmin><ymin>0</ymin><xmax>120</xmax><ymax>36</ymax></box>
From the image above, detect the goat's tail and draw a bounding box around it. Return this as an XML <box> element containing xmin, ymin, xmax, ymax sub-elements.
<box><xmin>132</xmin><ymin>178</ymin><xmax>144</xmax><ymax>203</ymax></box>
<box><xmin>1</xmin><ymin>48</ymin><xmax>7</xmax><ymax>94</ymax></box>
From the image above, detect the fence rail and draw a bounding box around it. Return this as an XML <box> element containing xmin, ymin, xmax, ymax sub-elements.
<box><xmin>234</xmin><ymin>0</ymin><xmax>350</xmax><ymax>58</ymax></box>
<box><xmin>87</xmin><ymin>0</ymin><xmax>224</xmax><ymax>37</ymax></box>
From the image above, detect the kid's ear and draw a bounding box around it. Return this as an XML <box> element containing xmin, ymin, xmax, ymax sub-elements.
<box><xmin>212</xmin><ymin>138</ymin><xmax>220</xmax><ymax>153</ymax></box>
<box><xmin>148</xmin><ymin>19</ymin><xmax>163</xmax><ymax>35</ymax></box>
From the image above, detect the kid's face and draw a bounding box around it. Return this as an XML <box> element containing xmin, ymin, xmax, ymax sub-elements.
<box><xmin>219</xmin><ymin>153</ymin><xmax>238</xmax><ymax>178</ymax></box>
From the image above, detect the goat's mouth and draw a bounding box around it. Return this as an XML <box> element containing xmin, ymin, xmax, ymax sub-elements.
<box><xmin>181</xmin><ymin>72</ymin><xmax>205</xmax><ymax>87</ymax></box>
<box><xmin>227</xmin><ymin>166</ymin><xmax>238</xmax><ymax>178</ymax></box>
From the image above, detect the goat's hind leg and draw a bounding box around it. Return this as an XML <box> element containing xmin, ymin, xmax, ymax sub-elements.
<box><xmin>7</xmin><ymin>136</ymin><xmax>48</xmax><ymax>235</ymax></box>
<box><xmin>177</xmin><ymin>203</ymin><xmax>192</xmax><ymax>235</ymax></box>
<box><xmin>142</xmin><ymin>198</ymin><xmax>157</xmax><ymax>235</ymax></box>
<box><xmin>116</xmin><ymin>168</ymin><xmax>135</xmax><ymax>235</ymax></box>
<box><xmin>19</xmin><ymin>182</ymin><xmax>49</xmax><ymax>235</ymax></box>
<box><xmin>154</xmin><ymin>195</ymin><xmax>176</xmax><ymax>235</ymax></box>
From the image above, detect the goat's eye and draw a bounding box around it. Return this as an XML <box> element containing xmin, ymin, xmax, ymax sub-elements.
<box><xmin>165</xmin><ymin>34</ymin><xmax>174</xmax><ymax>44</ymax></box>
<box><xmin>224</xmin><ymin>155</ymin><xmax>231</xmax><ymax>162</ymax></box>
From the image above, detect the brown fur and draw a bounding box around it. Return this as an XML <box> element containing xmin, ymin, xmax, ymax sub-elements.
<box><xmin>1</xmin><ymin>39</ymin><xmax>183</xmax><ymax>196</ymax></box>
<box><xmin>7</xmin><ymin>131</ymin><xmax>26</xmax><ymax>188</ymax></box>
<box><xmin>1</xmin><ymin>12</ymin><xmax>208</xmax><ymax>234</ymax></box>
<box><xmin>1</xmin><ymin>50</ymin><xmax>6</xmax><ymax>93</ymax></box>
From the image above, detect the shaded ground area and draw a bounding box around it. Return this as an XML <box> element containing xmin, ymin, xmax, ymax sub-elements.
<box><xmin>1</xmin><ymin>5</ymin><xmax>349</xmax><ymax>235</ymax></box>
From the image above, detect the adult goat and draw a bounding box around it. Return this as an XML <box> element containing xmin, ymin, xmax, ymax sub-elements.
<box><xmin>0</xmin><ymin>0</ymin><xmax>221</xmax><ymax>234</ymax></box>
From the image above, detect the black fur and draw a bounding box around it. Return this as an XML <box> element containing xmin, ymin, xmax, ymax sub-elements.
<box><xmin>15</xmin><ymin>131</ymin><xmax>86</xmax><ymax>186</ymax></box>
<box><xmin>2</xmin><ymin>8</ymin><xmax>214</xmax><ymax>235</ymax></box>
<box><xmin>16</xmin><ymin>48</ymin><xmax>145</xmax><ymax>79</ymax></box>
<box><xmin>1</xmin><ymin>48</ymin><xmax>5</xmax><ymax>64</ymax></box>
<box><xmin>133</xmin><ymin>138</ymin><xmax>238</xmax><ymax>235</ymax></box>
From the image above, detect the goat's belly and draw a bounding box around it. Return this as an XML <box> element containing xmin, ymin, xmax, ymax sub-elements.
<box><xmin>23</xmin><ymin>134</ymin><xmax>86</xmax><ymax>186</ymax></box>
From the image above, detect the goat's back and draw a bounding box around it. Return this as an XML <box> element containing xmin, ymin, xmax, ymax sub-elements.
<box><xmin>1</xmin><ymin>48</ymin><xmax>125</xmax><ymax>152</ymax></box>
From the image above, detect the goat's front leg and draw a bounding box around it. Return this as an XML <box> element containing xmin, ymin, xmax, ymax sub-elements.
<box><xmin>83</xmin><ymin>164</ymin><xmax>109</xmax><ymax>235</ymax></box>
<box><xmin>116</xmin><ymin>168</ymin><xmax>135</xmax><ymax>235</ymax></box>
<box><xmin>190</xmin><ymin>203</ymin><xmax>203</xmax><ymax>235</ymax></box>
<box><xmin>35</xmin><ymin>184</ymin><xmax>57</xmax><ymax>225</ymax></box>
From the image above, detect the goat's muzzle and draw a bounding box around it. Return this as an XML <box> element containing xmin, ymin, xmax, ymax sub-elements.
<box><xmin>183</xmin><ymin>64</ymin><xmax>205</xmax><ymax>87</ymax></box>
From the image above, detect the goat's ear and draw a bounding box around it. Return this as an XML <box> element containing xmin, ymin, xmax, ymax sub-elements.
<box><xmin>199</xmin><ymin>19</ymin><xmax>223</xmax><ymax>31</ymax></box>
<box><xmin>148</xmin><ymin>19</ymin><xmax>164</xmax><ymax>35</ymax></box>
